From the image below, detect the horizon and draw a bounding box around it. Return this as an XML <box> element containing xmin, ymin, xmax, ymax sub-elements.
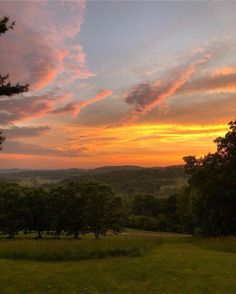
<box><xmin>0</xmin><ymin>163</ymin><xmax>184</xmax><ymax>171</ymax></box>
<box><xmin>1</xmin><ymin>1</ymin><xmax>236</xmax><ymax>168</ymax></box>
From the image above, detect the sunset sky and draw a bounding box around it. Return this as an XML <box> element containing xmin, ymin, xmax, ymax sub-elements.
<box><xmin>0</xmin><ymin>0</ymin><xmax>236</xmax><ymax>169</ymax></box>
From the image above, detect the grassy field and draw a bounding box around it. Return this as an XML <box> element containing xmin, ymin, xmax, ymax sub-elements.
<box><xmin>192</xmin><ymin>236</ymin><xmax>236</xmax><ymax>254</ymax></box>
<box><xmin>0</xmin><ymin>237</ymin><xmax>159</xmax><ymax>261</ymax></box>
<box><xmin>0</xmin><ymin>231</ymin><xmax>235</xmax><ymax>293</ymax></box>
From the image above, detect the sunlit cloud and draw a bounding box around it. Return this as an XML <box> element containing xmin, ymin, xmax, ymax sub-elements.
<box><xmin>125</xmin><ymin>50</ymin><xmax>212</xmax><ymax>115</ymax></box>
<box><xmin>178</xmin><ymin>67</ymin><xmax>236</xmax><ymax>95</ymax></box>
<box><xmin>0</xmin><ymin>1</ymin><xmax>236</xmax><ymax>168</ymax></box>
<box><xmin>2</xmin><ymin>140</ymin><xmax>86</xmax><ymax>157</ymax></box>
<box><xmin>0</xmin><ymin>1</ymin><xmax>93</xmax><ymax>91</ymax></box>
<box><xmin>51</xmin><ymin>90</ymin><xmax>113</xmax><ymax>117</ymax></box>
<box><xmin>4</xmin><ymin>125</ymin><xmax>51</xmax><ymax>139</ymax></box>
<box><xmin>0</xmin><ymin>91</ymin><xmax>70</xmax><ymax>125</ymax></box>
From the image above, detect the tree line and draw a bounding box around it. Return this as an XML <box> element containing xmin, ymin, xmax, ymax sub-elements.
<box><xmin>126</xmin><ymin>120</ymin><xmax>236</xmax><ymax>236</ymax></box>
<box><xmin>0</xmin><ymin>120</ymin><xmax>236</xmax><ymax>238</ymax></box>
<box><xmin>0</xmin><ymin>182</ymin><xmax>124</xmax><ymax>239</ymax></box>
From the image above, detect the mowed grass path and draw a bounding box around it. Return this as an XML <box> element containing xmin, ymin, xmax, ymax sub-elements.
<box><xmin>0</xmin><ymin>234</ymin><xmax>235</xmax><ymax>293</ymax></box>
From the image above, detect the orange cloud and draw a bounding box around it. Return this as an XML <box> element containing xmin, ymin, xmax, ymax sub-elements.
<box><xmin>210</xmin><ymin>66</ymin><xmax>236</xmax><ymax>77</ymax></box>
<box><xmin>178</xmin><ymin>67</ymin><xmax>236</xmax><ymax>95</ymax></box>
<box><xmin>51</xmin><ymin>90</ymin><xmax>113</xmax><ymax>117</ymax></box>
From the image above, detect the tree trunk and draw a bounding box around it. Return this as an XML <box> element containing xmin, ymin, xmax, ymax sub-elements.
<box><xmin>37</xmin><ymin>230</ymin><xmax>42</xmax><ymax>239</ymax></box>
<box><xmin>8</xmin><ymin>232</ymin><xmax>14</xmax><ymax>239</ymax></box>
<box><xmin>73</xmin><ymin>231</ymin><xmax>81</xmax><ymax>239</ymax></box>
<box><xmin>95</xmin><ymin>228</ymin><xmax>100</xmax><ymax>240</ymax></box>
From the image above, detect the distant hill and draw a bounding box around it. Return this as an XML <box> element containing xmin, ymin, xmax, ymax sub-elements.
<box><xmin>92</xmin><ymin>165</ymin><xmax>143</xmax><ymax>173</ymax></box>
<box><xmin>0</xmin><ymin>165</ymin><xmax>187</xmax><ymax>197</ymax></box>
<box><xmin>68</xmin><ymin>166</ymin><xmax>187</xmax><ymax>197</ymax></box>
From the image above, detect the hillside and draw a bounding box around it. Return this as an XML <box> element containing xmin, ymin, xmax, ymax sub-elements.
<box><xmin>0</xmin><ymin>165</ymin><xmax>187</xmax><ymax>197</ymax></box>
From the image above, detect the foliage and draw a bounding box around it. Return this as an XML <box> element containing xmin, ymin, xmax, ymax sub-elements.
<box><xmin>183</xmin><ymin>120</ymin><xmax>236</xmax><ymax>236</ymax></box>
<box><xmin>0</xmin><ymin>74</ymin><xmax>29</xmax><ymax>96</ymax></box>
<box><xmin>0</xmin><ymin>181</ymin><xmax>125</xmax><ymax>239</ymax></box>
<box><xmin>0</xmin><ymin>16</ymin><xmax>15</xmax><ymax>35</ymax></box>
<box><xmin>0</xmin><ymin>183</ymin><xmax>24</xmax><ymax>237</ymax></box>
<box><xmin>22</xmin><ymin>187</ymin><xmax>50</xmax><ymax>239</ymax></box>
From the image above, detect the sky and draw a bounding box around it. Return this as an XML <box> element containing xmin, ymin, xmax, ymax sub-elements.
<box><xmin>0</xmin><ymin>0</ymin><xmax>236</xmax><ymax>169</ymax></box>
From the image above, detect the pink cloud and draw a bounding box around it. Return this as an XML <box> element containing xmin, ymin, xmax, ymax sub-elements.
<box><xmin>4</xmin><ymin>125</ymin><xmax>51</xmax><ymax>139</ymax></box>
<box><xmin>51</xmin><ymin>90</ymin><xmax>113</xmax><ymax>117</ymax></box>
<box><xmin>0</xmin><ymin>1</ymin><xmax>93</xmax><ymax>91</ymax></box>
<box><xmin>126</xmin><ymin>51</ymin><xmax>212</xmax><ymax>114</ymax></box>
<box><xmin>0</xmin><ymin>91</ymin><xmax>69</xmax><ymax>124</ymax></box>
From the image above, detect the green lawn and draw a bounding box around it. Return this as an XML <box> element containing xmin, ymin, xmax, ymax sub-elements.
<box><xmin>0</xmin><ymin>233</ymin><xmax>235</xmax><ymax>293</ymax></box>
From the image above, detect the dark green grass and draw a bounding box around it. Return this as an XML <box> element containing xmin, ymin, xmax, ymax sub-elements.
<box><xmin>0</xmin><ymin>232</ymin><xmax>235</xmax><ymax>293</ymax></box>
<box><xmin>0</xmin><ymin>236</ymin><xmax>160</xmax><ymax>261</ymax></box>
<box><xmin>192</xmin><ymin>236</ymin><xmax>236</xmax><ymax>253</ymax></box>
<box><xmin>0</xmin><ymin>238</ymin><xmax>235</xmax><ymax>293</ymax></box>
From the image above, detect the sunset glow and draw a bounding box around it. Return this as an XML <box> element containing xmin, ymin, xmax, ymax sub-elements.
<box><xmin>0</xmin><ymin>1</ymin><xmax>236</xmax><ymax>168</ymax></box>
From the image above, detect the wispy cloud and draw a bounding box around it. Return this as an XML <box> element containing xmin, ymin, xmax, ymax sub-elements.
<box><xmin>0</xmin><ymin>91</ymin><xmax>69</xmax><ymax>125</ymax></box>
<box><xmin>178</xmin><ymin>67</ymin><xmax>236</xmax><ymax>95</ymax></box>
<box><xmin>51</xmin><ymin>90</ymin><xmax>113</xmax><ymax>117</ymax></box>
<box><xmin>4</xmin><ymin>126</ymin><xmax>51</xmax><ymax>139</ymax></box>
<box><xmin>2</xmin><ymin>140</ymin><xmax>86</xmax><ymax>157</ymax></box>
<box><xmin>125</xmin><ymin>50</ymin><xmax>212</xmax><ymax>115</ymax></box>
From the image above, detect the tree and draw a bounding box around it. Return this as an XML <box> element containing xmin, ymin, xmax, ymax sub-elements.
<box><xmin>22</xmin><ymin>187</ymin><xmax>50</xmax><ymax>239</ymax></box>
<box><xmin>0</xmin><ymin>16</ymin><xmax>15</xmax><ymax>35</ymax></box>
<box><xmin>0</xmin><ymin>17</ymin><xmax>29</xmax><ymax>150</ymax></box>
<box><xmin>84</xmin><ymin>182</ymin><xmax>124</xmax><ymax>239</ymax></box>
<box><xmin>0</xmin><ymin>182</ymin><xmax>24</xmax><ymax>238</ymax></box>
<box><xmin>61</xmin><ymin>183</ymin><xmax>87</xmax><ymax>239</ymax></box>
<box><xmin>48</xmin><ymin>186</ymin><xmax>69</xmax><ymax>238</ymax></box>
<box><xmin>131</xmin><ymin>194</ymin><xmax>160</xmax><ymax>217</ymax></box>
<box><xmin>183</xmin><ymin>120</ymin><xmax>236</xmax><ymax>236</ymax></box>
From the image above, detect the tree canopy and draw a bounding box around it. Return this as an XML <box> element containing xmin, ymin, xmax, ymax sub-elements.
<box><xmin>183</xmin><ymin>120</ymin><xmax>236</xmax><ymax>235</ymax></box>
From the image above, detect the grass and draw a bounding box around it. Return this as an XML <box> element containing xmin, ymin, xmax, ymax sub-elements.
<box><xmin>0</xmin><ymin>231</ymin><xmax>235</xmax><ymax>293</ymax></box>
<box><xmin>192</xmin><ymin>236</ymin><xmax>236</xmax><ymax>253</ymax></box>
<box><xmin>0</xmin><ymin>236</ymin><xmax>160</xmax><ymax>261</ymax></box>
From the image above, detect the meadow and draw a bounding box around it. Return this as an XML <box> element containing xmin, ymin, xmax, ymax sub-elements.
<box><xmin>0</xmin><ymin>231</ymin><xmax>235</xmax><ymax>293</ymax></box>
<box><xmin>0</xmin><ymin>236</ymin><xmax>160</xmax><ymax>261</ymax></box>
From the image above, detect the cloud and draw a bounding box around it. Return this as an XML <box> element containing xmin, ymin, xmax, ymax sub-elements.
<box><xmin>2</xmin><ymin>140</ymin><xmax>86</xmax><ymax>157</ymax></box>
<box><xmin>178</xmin><ymin>67</ymin><xmax>236</xmax><ymax>95</ymax></box>
<box><xmin>51</xmin><ymin>90</ymin><xmax>113</xmax><ymax>117</ymax></box>
<box><xmin>0</xmin><ymin>95</ymin><xmax>52</xmax><ymax>124</ymax></box>
<box><xmin>125</xmin><ymin>50</ymin><xmax>212</xmax><ymax>114</ymax></box>
<box><xmin>4</xmin><ymin>126</ymin><xmax>50</xmax><ymax>139</ymax></box>
<box><xmin>136</xmin><ymin>92</ymin><xmax>236</xmax><ymax>126</ymax></box>
<box><xmin>0</xmin><ymin>1</ymin><xmax>93</xmax><ymax>91</ymax></box>
<box><xmin>0</xmin><ymin>91</ymin><xmax>68</xmax><ymax>125</ymax></box>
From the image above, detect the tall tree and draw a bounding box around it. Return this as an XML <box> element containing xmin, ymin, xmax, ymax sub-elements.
<box><xmin>0</xmin><ymin>182</ymin><xmax>24</xmax><ymax>238</ymax></box>
<box><xmin>84</xmin><ymin>182</ymin><xmax>124</xmax><ymax>239</ymax></box>
<box><xmin>0</xmin><ymin>17</ymin><xmax>29</xmax><ymax>150</ymax></box>
<box><xmin>22</xmin><ymin>187</ymin><xmax>50</xmax><ymax>239</ymax></box>
<box><xmin>183</xmin><ymin>120</ymin><xmax>236</xmax><ymax>236</ymax></box>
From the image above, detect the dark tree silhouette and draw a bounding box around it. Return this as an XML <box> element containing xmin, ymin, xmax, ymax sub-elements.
<box><xmin>183</xmin><ymin>120</ymin><xmax>236</xmax><ymax>236</ymax></box>
<box><xmin>0</xmin><ymin>16</ymin><xmax>15</xmax><ymax>35</ymax></box>
<box><xmin>0</xmin><ymin>17</ymin><xmax>29</xmax><ymax>150</ymax></box>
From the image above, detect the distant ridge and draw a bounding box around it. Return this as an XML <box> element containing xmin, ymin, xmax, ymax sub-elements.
<box><xmin>92</xmin><ymin>165</ymin><xmax>143</xmax><ymax>173</ymax></box>
<box><xmin>0</xmin><ymin>165</ymin><xmax>186</xmax><ymax>197</ymax></box>
<box><xmin>0</xmin><ymin>164</ymin><xmax>183</xmax><ymax>174</ymax></box>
